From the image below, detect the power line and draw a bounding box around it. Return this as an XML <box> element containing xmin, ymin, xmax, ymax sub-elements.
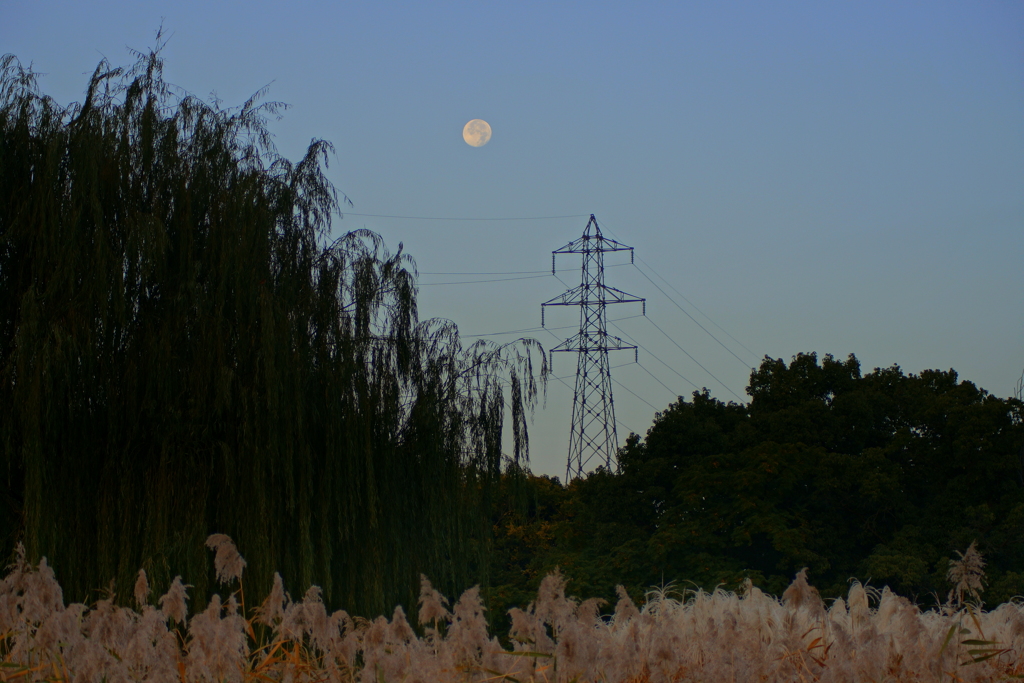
<box><xmin>552</xmin><ymin>362</ymin><xmax>634</xmax><ymax>383</ymax></box>
<box><xmin>463</xmin><ymin>315</ymin><xmax>643</xmax><ymax>339</ymax></box>
<box><xmin>631</xmin><ymin>264</ymin><xmax>753</xmax><ymax>370</ymax></box>
<box><xmin>555</xmin><ymin>248</ymin><xmax>743</xmax><ymax>401</ymax></box>
<box><xmin>635</xmin><ymin>361</ymin><xmax>682</xmax><ymax>400</ymax></box>
<box><xmin>419</xmin><ymin>263</ymin><xmax>630</xmax><ymax>276</ymax></box>
<box><xmin>616</xmin><ymin>418</ymin><xmax>638</xmax><ymax>437</ymax></box>
<box><xmin>634</xmin><ymin>258</ymin><xmax>760</xmax><ymax>363</ymax></box>
<box><xmin>597</xmin><ymin>220</ymin><xmax>760</xmax><ymax>367</ymax></box>
<box><xmin>421</xmin><ymin>269</ymin><xmax>550</xmax><ymax>275</ymax></box>
<box><xmin>643</xmin><ymin>316</ymin><xmax>745</xmax><ymax>402</ymax></box>
<box><xmin>418</xmin><ymin>274</ymin><xmax>551</xmax><ymax>286</ymax></box>
<box><xmin>612</xmin><ymin>379</ymin><xmax>660</xmax><ymax>412</ymax></box>
<box><xmin>344</xmin><ymin>212</ymin><xmax>587</xmax><ymax>221</ymax></box>
<box><xmin>608</xmin><ymin>320</ymin><xmax>698</xmax><ymax>391</ymax></box>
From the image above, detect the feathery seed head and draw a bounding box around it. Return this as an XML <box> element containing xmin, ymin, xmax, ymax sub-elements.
<box><xmin>257</xmin><ymin>572</ymin><xmax>287</xmax><ymax>627</ymax></box>
<box><xmin>947</xmin><ymin>540</ymin><xmax>986</xmax><ymax>608</ymax></box>
<box><xmin>205</xmin><ymin>534</ymin><xmax>246</xmax><ymax>585</ymax></box>
<box><xmin>133</xmin><ymin>569</ymin><xmax>150</xmax><ymax>609</ymax></box>
<box><xmin>158</xmin><ymin>576</ymin><xmax>189</xmax><ymax>625</ymax></box>
<box><xmin>416</xmin><ymin>574</ymin><xmax>450</xmax><ymax>626</ymax></box>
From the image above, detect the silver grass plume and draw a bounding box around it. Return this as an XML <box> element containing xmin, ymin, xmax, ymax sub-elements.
<box><xmin>205</xmin><ymin>534</ymin><xmax>246</xmax><ymax>585</ymax></box>
<box><xmin>417</xmin><ymin>574</ymin><xmax>451</xmax><ymax>628</ymax></box>
<box><xmin>256</xmin><ymin>572</ymin><xmax>287</xmax><ymax>627</ymax></box>
<box><xmin>159</xmin><ymin>576</ymin><xmax>190</xmax><ymax>625</ymax></box>
<box><xmin>133</xmin><ymin>569</ymin><xmax>150</xmax><ymax>609</ymax></box>
<box><xmin>947</xmin><ymin>540</ymin><xmax>986</xmax><ymax>609</ymax></box>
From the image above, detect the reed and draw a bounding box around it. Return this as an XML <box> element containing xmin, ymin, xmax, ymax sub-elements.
<box><xmin>1</xmin><ymin>535</ymin><xmax>1021</xmax><ymax>683</ymax></box>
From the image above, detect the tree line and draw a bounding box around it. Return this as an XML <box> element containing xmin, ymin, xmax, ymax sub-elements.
<box><xmin>486</xmin><ymin>353</ymin><xmax>1024</xmax><ymax>633</ymax></box>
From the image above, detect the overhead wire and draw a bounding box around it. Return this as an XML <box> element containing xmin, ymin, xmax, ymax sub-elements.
<box><xmin>418</xmin><ymin>274</ymin><xmax>551</xmax><ymax>286</ymax></box>
<box><xmin>635</xmin><ymin>361</ymin><xmax>682</xmax><ymax>400</ymax></box>
<box><xmin>542</xmin><ymin>325</ymin><xmax>663</xmax><ymax>416</ymax></box>
<box><xmin>418</xmin><ymin>263</ymin><xmax>629</xmax><ymax>276</ymax></box>
<box><xmin>634</xmin><ymin>257</ymin><xmax>759</xmax><ymax>363</ymax></box>
<box><xmin>417</xmin><ymin>262</ymin><xmax>630</xmax><ymax>286</ymax></box>
<box><xmin>607</xmin><ymin>321</ymin><xmax>698</xmax><ymax>391</ymax></box>
<box><xmin>343</xmin><ymin>213</ymin><xmax>588</xmax><ymax>221</ymax></box>
<box><xmin>630</xmin><ymin>264</ymin><xmax>754</xmax><ymax>370</ymax></box>
<box><xmin>550</xmin><ymin>271</ymin><xmax>736</xmax><ymax>399</ymax></box>
<box><xmin>463</xmin><ymin>314</ymin><xmax>644</xmax><ymax>339</ymax></box>
<box><xmin>420</xmin><ymin>269</ymin><xmax>550</xmax><ymax>275</ymax></box>
<box><xmin>612</xmin><ymin>379</ymin><xmax>660</xmax><ymax>412</ymax></box>
<box><xmin>597</xmin><ymin>220</ymin><xmax>760</xmax><ymax>368</ymax></box>
<box><xmin>643</xmin><ymin>316</ymin><xmax>745</xmax><ymax>402</ymax></box>
<box><xmin>551</xmin><ymin>362</ymin><xmax>634</xmax><ymax>383</ymax></box>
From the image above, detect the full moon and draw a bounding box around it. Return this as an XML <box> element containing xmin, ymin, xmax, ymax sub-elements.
<box><xmin>462</xmin><ymin>119</ymin><xmax>492</xmax><ymax>147</ymax></box>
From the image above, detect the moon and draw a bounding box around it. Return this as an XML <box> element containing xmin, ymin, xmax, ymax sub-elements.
<box><xmin>463</xmin><ymin>119</ymin><xmax>492</xmax><ymax>147</ymax></box>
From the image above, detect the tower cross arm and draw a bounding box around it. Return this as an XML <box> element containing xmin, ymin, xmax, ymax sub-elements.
<box><xmin>541</xmin><ymin>284</ymin><xmax>646</xmax><ymax>308</ymax></box>
<box><xmin>553</xmin><ymin>236</ymin><xmax>634</xmax><ymax>255</ymax></box>
<box><xmin>549</xmin><ymin>331</ymin><xmax>638</xmax><ymax>354</ymax></box>
<box><xmin>550</xmin><ymin>215</ymin><xmax>635</xmax><ymax>270</ymax></box>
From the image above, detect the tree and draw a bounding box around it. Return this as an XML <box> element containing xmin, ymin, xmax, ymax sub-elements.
<box><xmin>0</xmin><ymin>43</ymin><xmax>544</xmax><ymax>616</ymax></box>
<box><xmin>490</xmin><ymin>353</ymin><xmax>1024</xmax><ymax>609</ymax></box>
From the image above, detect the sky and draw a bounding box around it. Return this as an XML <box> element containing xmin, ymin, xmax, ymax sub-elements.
<box><xmin>3</xmin><ymin>1</ymin><xmax>1023</xmax><ymax>478</ymax></box>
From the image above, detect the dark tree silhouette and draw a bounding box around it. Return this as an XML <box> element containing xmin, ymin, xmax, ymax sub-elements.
<box><xmin>0</xmin><ymin>42</ymin><xmax>544</xmax><ymax>616</ymax></box>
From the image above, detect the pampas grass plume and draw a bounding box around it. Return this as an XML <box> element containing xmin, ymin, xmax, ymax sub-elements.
<box><xmin>205</xmin><ymin>533</ymin><xmax>246</xmax><ymax>585</ymax></box>
<box><xmin>159</xmin><ymin>575</ymin><xmax>189</xmax><ymax>625</ymax></box>
<box><xmin>948</xmin><ymin>540</ymin><xmax>986</xmax><ymax>608</ymax></box>
<box><xmin>133</xmin><ymin>568</ymin><xmax>150</xmax><ymax>609</ymax></box>
<box><xmin>0</xmin><ymin>534</ymin><xmax>1018</xmax><ymax>682</ymax></box>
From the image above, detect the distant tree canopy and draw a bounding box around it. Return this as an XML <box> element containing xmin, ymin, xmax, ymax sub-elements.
<box><xmin>0</xmin><ymin>47</ymin><xmax>544</xmax><ymax>615</ymax></box>
<box><xmin>489</xmin><ymin>352</ymin><xmax>1024</xmax><ymax>629</ymax></box>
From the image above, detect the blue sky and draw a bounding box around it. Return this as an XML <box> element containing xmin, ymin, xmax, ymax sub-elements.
<box><xmin>4</xmin><ymin>1</ymin><xmax>1023</xmax><ymax>477</ymax></box>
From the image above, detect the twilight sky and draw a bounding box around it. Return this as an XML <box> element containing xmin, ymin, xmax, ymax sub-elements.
<box><xmin>4</xmin><ymin>1</ymin><xmax>1022</xmax><ymax>478</ymax></box>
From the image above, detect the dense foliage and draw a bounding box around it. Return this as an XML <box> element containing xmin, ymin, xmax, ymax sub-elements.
<box><xmin>489</xmin><ymin>353</ymin><xmax>1024</xmax><ymax>628</ymax></box>
<box><xmin>0</xmin><ymin>46</ymin><xmax>544</xmax><ymax>615</ymax></box>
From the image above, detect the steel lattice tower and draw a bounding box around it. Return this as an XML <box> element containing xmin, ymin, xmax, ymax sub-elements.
<box><xmin>542</xmin><ymin>215</ymin><xmax>645</xmax><ymax>481</ymax></box>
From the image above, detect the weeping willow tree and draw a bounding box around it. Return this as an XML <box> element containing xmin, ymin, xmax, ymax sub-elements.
<box><xmin>0</xmin><ymin>44</ymin><xmax>544</xmax><ymax>616</ymax></box>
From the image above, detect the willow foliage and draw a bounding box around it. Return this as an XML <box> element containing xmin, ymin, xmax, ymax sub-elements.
<box><xmin>0</xmin><ymin>44</ymin><xmax>544</xmax><ymax>616</ymax></box>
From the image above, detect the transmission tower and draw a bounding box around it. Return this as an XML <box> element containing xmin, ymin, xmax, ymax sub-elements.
<box><xmin>542</xmin><ymin>215</ymin><xmax>645</xmax><ymax>481</ymax></box>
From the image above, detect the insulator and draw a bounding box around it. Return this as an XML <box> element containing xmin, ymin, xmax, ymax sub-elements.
<box><xmin>541</xmin><ymin>307</ymin><xmax>545</xmax><ymax>327</ymax></box>
<box><xmin>630</xmin><ymin>249</ymin><xmax>634</xmax><ymax>264</ymax></box>
<box><xmin>642</xmin><ymin>300</ymin><xmax>646</xmax><ymax>316</ymax></box>
<box><xmin>552</xmin><ymin>253</ymin><xmax>556</xmax><ymax>274</ymax></box>
<box><xmin>635</xmin><ymin>348</ymin><xmax>638</xmax><ymax>363</ymax></box>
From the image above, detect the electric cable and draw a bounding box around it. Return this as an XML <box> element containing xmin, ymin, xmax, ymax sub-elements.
<box><xmin>463</xmin><ymin>315</ymin><xmax>644</xmax><ymax>339</ymax></box>
<box><xmin>420</xmin><ymin>263</ymin><xmax>629</xmax><ymax>276</ymax></box>
<box><xmin>634</xmin><ymin>258</ymin><xmax>759</xmax><ymax>363</ymax></box>
<box><xmin>635</xmin><ymin>361</ymin><xmax>681</xmax><ymax>400</ymax></box>
<box><xmin>612</xmin><ymin>379</ymin><xmax>660</xmax><ymax>412</ymax></box>
<box><xmin>643</xmin><ymin>316</ymin><xmax>745</xmax><ymax>402</ymax></box>
<box><xmin>343</xmin><ymin>213</ymin><xmax>587</xmax><ymax>221</ymax></box>
<box><xmin>597</xmin><ymin>220</ymin><xmax>760</xmax><ymax>367</ymax></box>
<box><xmin>546</xmin><ymin>372</ymin><xmax>638</xmax><ymax>445</ymax></box>
<box><xmin>418</xmin><ymin>274</ymin><xmax>551</xmax><ymax>286</ymax></box>
<box><xmin>630</xmin><ymin>264</ymin><xmax>753</xmax><ymax>369</ymax></box>
<box><xmin>421</xmin><ymin>269</ymin><xmax>549</xmax><ymax>275</ymax></box>
<box><xmin>554</xmin><ymin>270</ymin><xmax>724</xmax><ymax>396</ymax></box>
<box><xmin>607</xmin><ymin>321</ymin><xmax>698</xmax><ymax>391</ymax></box>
